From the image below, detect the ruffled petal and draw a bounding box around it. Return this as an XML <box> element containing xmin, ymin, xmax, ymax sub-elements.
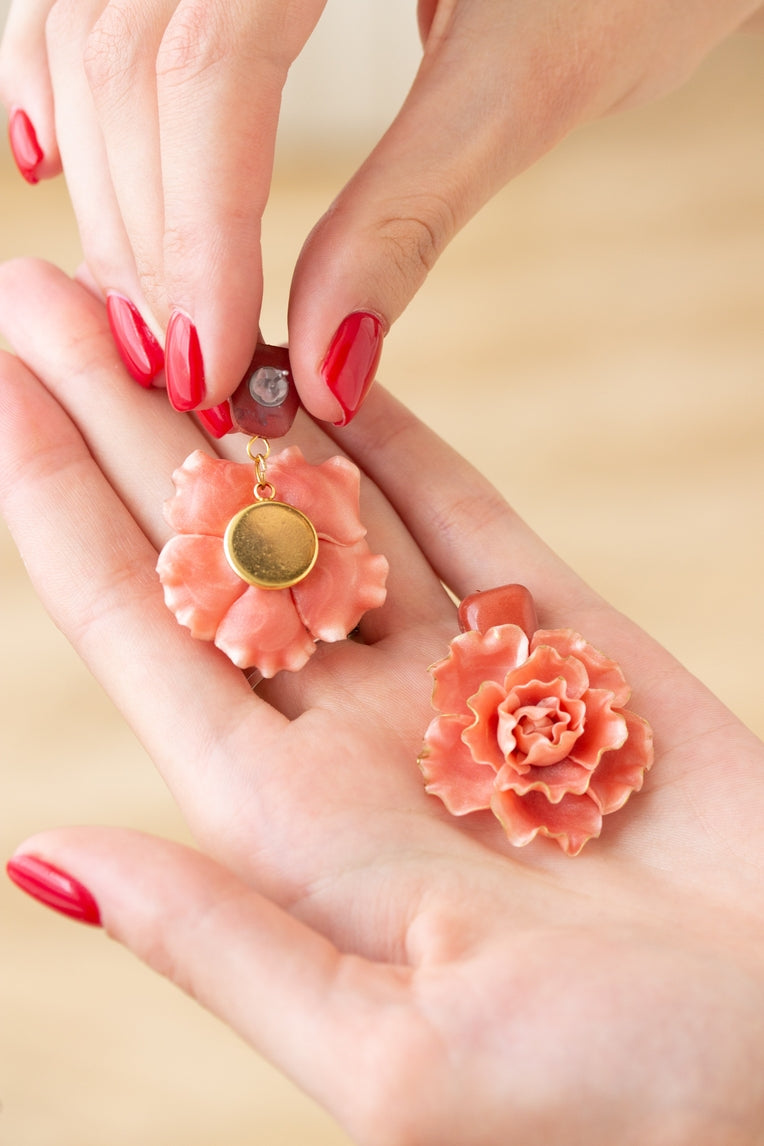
<box><xmin>568</xmin><ymin>688</ymin><xmax>628</xmax><ymax>768</ymax></box>
<box><xmin>431</xmin><ymin>625</ymin><xmax>529</xmax><ymax>717</ymax></box>
<box><xmin>291</xmin><ymin>539</ymin><xmax>388</xmax><ymax>642</ymax></box>
<box><xmin>163</xmin><ymin>451</ymin><xmax>253</xmax><ymax>537</ymax></box>
<box><xmin>503</xmin><ymin>644</ymin><xmax>589</xmax><ymax>700</ymax></box>
<box><xmin>531</xmin><ymin>629</ymin><xmax>631</xmax><ymax>706</ymax></box>
<box><xmin>268</xmin><ymin>447</ymin><xmax>366</xmax><ymax>545</ymax></box>
<box><xmin>156</xmin><ymin>533</ymin><xmax>247</xmax><ymax>640</ymax></box>
<box><xmin>214</xmin><ymin>585</ymin><xmax>316</xmax><ymax>676</ymax></box>
<box><xmin>462</xmin><ymin>680</ymin><xmax>509</xmax><ymax>770</ymax></box>
<box><xmin>588</xmin><ymin>709</ymin><xmax>654</xmax><ymax>815</ymax></box>
<box><xmin>491</xmin><ymin>789</ymin><xmax>603</xmax><ymax>856</ymax></box>
<box><xmin>495</xmin><ymin>757</ymin><xmax>594</xmax><ymax>802</ymax></box>
<box><xmin>504</xmin><ymin>679</ymin><xmax>586</xmax><ymax>767</ymax></box>
<box><xmin>420</xmin><ymin>714</ymin><xmax>496</xmax><ymax>814</ymax></box>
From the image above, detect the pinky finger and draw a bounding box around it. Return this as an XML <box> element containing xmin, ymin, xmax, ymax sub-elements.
<box><xmin>7</xmin><ymin>826</ymin><xmax>409</xmax><ymax>1138</ymax></box>
<box><xmin>0</xmin><ymin>0</ymin><xmax>62</xmax><ymax>181</ymax></box>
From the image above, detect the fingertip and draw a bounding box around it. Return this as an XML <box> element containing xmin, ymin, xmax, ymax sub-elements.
<box><xmin>320</xmin><ymin>310</ymin><xmax>385</xmax><ymax>426</ymax></box>
<box><xmin>165</xmin><ymin>308</ymin><xmax>205</xmax><ymax>412</ymax></box>
<box><xmin>7</xmin><ymin>842</ymin><xmax>102</xmax><ymax>928</ymax></box>
<box><xmin>289</xmin><ymin>351</ymin><xmax>346</xmax><ymax>425</ymax></box>
<box><xmin>160</xmin><ymin>260</ymin><xmax>265</xmax><ymax>411</ymax></box>
<box><xmin>106</xmin><ymin>292</ymin><xmax>165</xmax><ymax>389</ymax></box>
<box><xmin>195</xmin><ymin>400</ymin><xmax>233</xmax><ymax>439</ymax></box>
<box><xmin>289</xmin><ymin>286</ymin><xmax>387</xmax><ymax>427</ymax></box>
<box><xmin>4</xmin><ymin>92</ymin><xmax>62</xmax><ymax>179</ymax></box>
<box><xmin>7</xmin><ymin>105</ymin><xmax>44</xmax><ymax>183</ymax></box>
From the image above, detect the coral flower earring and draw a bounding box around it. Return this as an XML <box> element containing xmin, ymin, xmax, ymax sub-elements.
<box><xmin>157</xmin><ymin>441</ymin><xmax>388</xmax><ymax>677</ymax></box>
<box><xmin>419</xmin><ymin>585</ymin><xmax>654</xmax><ymax>855</ymax></box>
<box><xmin>156</xmin><ymin>344</ymin><xmax>388</xmax><ymax>676</ymax></box>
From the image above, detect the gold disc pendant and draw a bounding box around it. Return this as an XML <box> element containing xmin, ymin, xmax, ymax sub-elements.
<box><xmin>224</xmin><ymin>501</ymin><xmax>319</xmax><ymax>590</ymax></box>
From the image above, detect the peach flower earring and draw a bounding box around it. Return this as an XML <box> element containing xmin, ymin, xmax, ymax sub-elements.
<box><xmin>157</xmin><ymin>345</ymin><xmax>388</xmax><ymax>678</ymax></box>
<box><xmin>419</xmin><ymin>585</ymin><xmax>654</xmax><ymax>855</ymax></box>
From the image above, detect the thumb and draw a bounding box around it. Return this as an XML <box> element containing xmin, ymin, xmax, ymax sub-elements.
<box><xmin>287</xmin><ymin>4</ymin><xmax>588</xmax><ymax>426</ymax></box>
<box><xmin>6</xmin><ymin>827</ymin><xmax>401</xmax><ymax>1129</ymax></box>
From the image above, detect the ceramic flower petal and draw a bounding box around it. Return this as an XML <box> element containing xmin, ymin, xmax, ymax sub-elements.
<box><xmin>503</xmin><ymin>644</ymin><xmax>590</xmax><ymax>701</ymax></box>
<box><xmin>491</xmin><ymin>788</ymin><xmax>604</xmax><ymax>856</ymax></box>
<box><xmin>157</xmin><ymin>447</ymin><xmax>388</xmax><ymax>677</ymax></box>
<box><xmin>156</xmin><ymin>533</ymin><xmax>247</xmax><ymax>640</ymax></box>
<box><xmin>495</xmin><ymin>756</ymin><xmax>594</xmax><ymax>803</ymax></box>
<box><xmin>268</xmin><ymin>448</ymin><xmax>367</xmax><ymax>545</ymax></box>
<box><xmin>503</xmin><ymin>678</ymin><xmax>586</xmax><ymax>767</ymax></box>
<box><xmin>164</xmin><ymin>451</ymin><xmax>254</xmax><ymax>537</ymax></box>
<box><xmin>531</xmin><ymin>629</ymin><xmax>631</xmax><ymax>707</ymax></box>
<box><xmin>463</xmin><ymin>681</ymin><xmax>509</xmax><ymax>770</ymax></box>
<box><xmin>431</xmin><ymin>625</ymin><xmax>529</xmax><ymax>717</ymax></box>
<box><xmin>567</xmin><ymin>688</ymin><xmax>628</xmax><ymax>769</ymax></box>
<box><xmin>587</xmin><ymin>710</ymin><xmax>654</xmax><ymax>814</ymax></box>
<box><xmin>214</xmin><ymin>583</ymin><xmax>318</xmax><ymax>675</ymax></box>
<box><xmin>292</xmin><ymin>539</ymin><xmax>389</xmax><ymax>642</ymax></box>
<box><xmin>420</xmin><ymin>603</ymin><xmax>654</xmax><ymax>855</ymax></box>
<box><xmin>420</xmin><ymin>714</ymin><xmax>497</xmax><ymax>814</ymax></box>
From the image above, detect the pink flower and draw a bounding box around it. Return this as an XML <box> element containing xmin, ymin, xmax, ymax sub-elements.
<box><xmin>419</xmin><ymin>624</ymin><xmax>653</xmax><ymax>855</ymax></box>
<box><xmin>157</xmin><ymin>447</ymin><xmax>388</xmax><ymax>677</ymax></box>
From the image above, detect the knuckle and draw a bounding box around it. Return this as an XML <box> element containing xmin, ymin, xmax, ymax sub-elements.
<box><xmin>156</xmin><ymin>3</ymin><xmax>230</xmax><ymax>84</ymax></box>
<box><xmin>374</xmin><ymin>194</ymin><xmax>456</xmax><ymax>290</ymax></box>
<box><xmin>135</xmin><ymin>263</ymin><xmax>167</xmax><ymax>319</ymax></box>
<box><xmin>45</xmin><ymin>0</ymin><xmax>85</xmax><ymax>40</ymax></box>
<box><xmin>82</xmin><ymin>3</ymin><xmax>147</xmax><ymax>103</ymax></box>
<box><xmin>161</xmin><ymin>221</ymin><xmax>193</xmax><ymax>269</ymax></box>
<box><xmin>512</xmin><ymin>27</ymin><xmax>610</xmax><ymax>135</ymax></box>
<box><xmin>432</xmin><ymin>487</ymin><xmax>513</xmax><ymax>552</ymax></box>
<box><xmin>161</xmin><ymin>217</ymin><xmax>224</xmax><ymax>284</ymax></box>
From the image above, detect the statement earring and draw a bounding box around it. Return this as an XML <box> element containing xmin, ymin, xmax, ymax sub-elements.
<box><xmin>419</xmin><ymin>584</ymin><xmax>654</xmax><ymax>855</ymax></box>
<box><xmin>156</xmin><ymin>344</ymin><xmax>388</xmax><ymax>678</ymax></box>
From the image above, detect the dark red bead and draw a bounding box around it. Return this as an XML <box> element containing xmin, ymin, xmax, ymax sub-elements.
<box><xmin>230</xmin><ymin>343</ymin><xmax>300</xmax><ymax>438</ymax></box>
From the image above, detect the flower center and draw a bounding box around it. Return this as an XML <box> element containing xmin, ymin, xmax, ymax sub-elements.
<box><xmin>516</xmin><ymin>698</ymin><xmax>565</xmax><ymax>742</ymax></box>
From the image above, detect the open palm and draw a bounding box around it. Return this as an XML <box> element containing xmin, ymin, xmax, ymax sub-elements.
<box><xmin>2</xmin><ymin>260</ymin><xmax>763</xmax><ymax>1146</ymax></box>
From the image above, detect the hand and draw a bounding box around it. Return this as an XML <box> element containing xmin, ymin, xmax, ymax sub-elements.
<box><xmin>1</xmin><ymin>259</ymin><xmax>763</xmax><ymax>1145</ymax></box>
<box><xmin>2</xmin><ymin>2</ymin><xmax>763</xmax><ymax>424</ymax></box>
<box><xmin>0</xmin><ymin>0</ymin><xmax>327</xmax><ymax>414</ymax></box>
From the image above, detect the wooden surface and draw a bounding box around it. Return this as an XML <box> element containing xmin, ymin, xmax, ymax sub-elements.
<box><xmin>1</xmin><ymin>34</ymin><xmax>763</xmax><ymax>1146</ymax></box>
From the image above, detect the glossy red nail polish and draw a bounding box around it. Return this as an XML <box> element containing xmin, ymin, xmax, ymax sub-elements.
<box><xmin>165</xmin><ymin>309</ymin><xmax>206</xmax><ymax>411</ymax></box>
<box><xmin>8</xmin><ymin>108</ymin><xmax>43</xmax><ymax>184</ymax></box>
<box><xmin>106</xmin><ymin>293</ymin><xmax>164</xmax><ymax>388</ymax></box>
<box><xmin>458</xmin><ymin>584</ymin><xmax>539</xmax><ymax>638</ymax></box>
<box><xmin>321</xmin><ymin>312</ymin><xmax>384</xmax><ymax>426</ymax></box>
<box><xmin>7</xmin><ymin>854</ymin><xmax>101</xmax><ymax>926</ymax></box>
<box><xmin>196</xmin><ymin>401</ymin><xmax>233</xmax><ymax>438</ymax></box>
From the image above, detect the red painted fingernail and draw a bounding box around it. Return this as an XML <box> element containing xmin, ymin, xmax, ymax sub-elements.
<box><xmin>321</xmin><ymin>312</ymin><xmax>384</xmax><ymax>426</ymax></box>
<box><xmin>106</xmin><ymin>293</ymin><xmax>164</xmax><ymax>388</ymax></box>
<box><xmin>8</xmin><ymin>108</ymin><xmax>43</xmax><ymax>184</ymax></box>
<box><xmin>196</xmin><ymin>400</ymin><xmax>233</xmax><ymax>438</ymax></box>
<box><xmin>7</xmin><ymin>854</ymin><xmax>101</xmax><ymax>926</ymax></box>
<box><xmin>165</xmin><ymin>309</ymin><xmax>206</xmax><ymax>411</ymax></box>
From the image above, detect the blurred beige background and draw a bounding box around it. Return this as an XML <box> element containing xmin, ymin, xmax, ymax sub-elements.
<box><xmin>1</xmin><ymin>6</ymin><xmax>763</xmax><ymax>1145</ymax></box>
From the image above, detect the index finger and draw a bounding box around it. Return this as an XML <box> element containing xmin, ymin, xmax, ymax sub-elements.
<box><xmin>155</xmin><ymin>0</ymin><xmax>327</xmax><ymax>412</ymax></box>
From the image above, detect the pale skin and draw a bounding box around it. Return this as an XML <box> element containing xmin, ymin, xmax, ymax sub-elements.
<box><xmin>1</xmin><ymin>1</ymin><xmax>763</xmax><ymax>417</ymax></box>
<box><xmin>1</xmin><ymin>259</ymin><xmax>764</xmax><ymax>1146</ymax></box>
